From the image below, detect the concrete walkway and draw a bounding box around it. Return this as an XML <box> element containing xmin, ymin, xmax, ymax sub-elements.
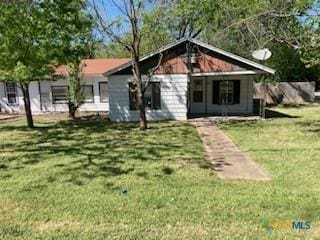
<box><xmin>194</xmin><ymin>123</ymin><xmax>270</xmax><ymax>180</ymax></box>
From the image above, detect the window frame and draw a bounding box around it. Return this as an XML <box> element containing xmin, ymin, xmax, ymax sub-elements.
<box><xmin>81</xmin><ymin>85</ymin><xmax>94</xmax><ymax>103</ymax></box>
<box><xmin>51</xmin><ymin>85</ymin><xmax>69</xmax><ymax>104</ymax></box>
<box><xmin>99</xmin><ymin>82</ymin><xmax>108</xmax><ymax>103</ymax></box>
<box><xmin>5</xmin><ymin>82</ymin><xmax>18</xmax><ymax>106</ymax></box>
<box><xmin>129</xmin><ymin>82</ymin><xmax>161</xmax><ymax>111</ymax></box>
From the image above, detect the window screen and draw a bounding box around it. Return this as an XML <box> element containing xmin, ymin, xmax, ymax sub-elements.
<box><xmin>99</xmin><ymin>82</ymin><xmax>108</xmax><ymax>103</ymax></box>
<box><xmin>129</xmin><ymin>82</ymin><xmax>161</xmax><ymax>110</ymax></box>
<box><xmin>52</xmin><ymin>86</ymin><xmax>68</xmax><ymax>104</ymax></box>
<box><xmin>82</xmin><ymin>85</ymin><xmax>94</xmax><ymax>103</ymax></box>
<box><xmin>220</xmin><ymin>81</ymin><xmax>234</xmax><ymax>105</ymax></box>
<box><xmin>193</xmin><ymin>79</ymin><xmax>203</xmax><ymax>103</ymax></box>
<box><xmin>212</xmin><ymin>80</ymin><xmax>241</xmax><ymax>105</ymax></box>
<box><xmin>5</xmin><ymin>82</ymin><xmax>17</xmax><ymax>105</ymax></box>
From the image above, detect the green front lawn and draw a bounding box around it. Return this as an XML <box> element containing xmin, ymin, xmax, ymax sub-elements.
<box><xmin>0</xmin><ymin>106</ymin><xmax>319</xmax><ymax>239</ymax></box>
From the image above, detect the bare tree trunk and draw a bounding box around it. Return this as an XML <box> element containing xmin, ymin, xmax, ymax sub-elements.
<box><xmin>68</xmin><ymin>101</ymin><xmax>77</xmax><ymax>119</ymax></box>
<box><xmin>92</xmin><ymin>0</ymin><xmax>147</xmax><ymax>130</ymax></box>
<box><xmin>129</xmin><ymin>0</ymin><xmax>147</xmax><ymax>130</ymax></box>
<box><xmin>67</xmin><ymin>62</ymin><xmax>83</xmax><ymax>120</ymax></box>
<box><xmin>21</xmin><ymin>82</ymin><xmax>34</xmax><ymax>128</ymax></box>
<box><xmin>132</xmin><ymin>58</ymin><xmax>147</xmax><ymax>130</ymax></box>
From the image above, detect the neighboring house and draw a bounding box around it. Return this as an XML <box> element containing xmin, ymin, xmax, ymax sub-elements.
<box><xmin>105</xmin><ymin>38</ymin><xmax>275</xmax><ymax>122</ymax></box>
<box><xmin>0</xmin><ymin>59</ymin><xmax>129</xmax><ymax>114</ymax></box>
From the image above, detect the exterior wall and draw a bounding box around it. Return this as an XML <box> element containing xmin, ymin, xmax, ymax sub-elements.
<box><xmin>190</xmin><ymin>75</ymin><xmax>254</xmax><ymax>115</ymax></box>
<box><xmin>254</xmin><ymin>81</ymin><xmax>315</xmax><ymax>104</ymax></box>
<box><xmin>108</xmin><ymin>74</ymin><xmax>188</xmax><ymax>121</ymax></box>
<box><xmin>156</xmin><ymin>51</ymin><xmax>245</xmax><ymax>75</ymax></box>
<box><xmin>0</xmin><ymin>75</ymin><xmax>109</xmax><ymax>114</ymax></box>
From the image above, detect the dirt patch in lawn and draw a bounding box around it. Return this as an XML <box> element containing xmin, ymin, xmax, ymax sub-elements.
<box><xmin>37</xmin><ymin>220</ymin><xmax>82</xmax><ymax>232</ymax></box>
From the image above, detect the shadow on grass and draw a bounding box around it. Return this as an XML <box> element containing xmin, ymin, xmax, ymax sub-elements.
<box><xmin>294</xmin><ymin>120</ymin><xmax>320</xmax><ymax>134</ymax></box>
<box><xmin>265</xmin><ymin>109</ymin><xmax>299</xmax><ymax>119</ymax></box>
<box><xmin>279</xmin><ymin>103</ymin><xmax>314</xmax><ymax>109</ymax></box>
<box><xmin>0</xmin><ymin>116</ymin><xmax>204</xmax><ymax>185</ymax></box>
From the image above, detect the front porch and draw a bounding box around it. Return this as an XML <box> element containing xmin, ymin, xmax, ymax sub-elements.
<box><xmin>187</xmin><ymin>75</ymin><xmax>258</xmax><ymax>118</ymax></box>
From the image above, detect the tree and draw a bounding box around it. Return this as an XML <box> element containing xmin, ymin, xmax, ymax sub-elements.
<box><xmin>40</xmin><ymin>0</ymin><xmax>94</xmax><ymax>119</ymax></box>
<box><xmin>92</xmin><ymin>0</ymin><xmax>164</xmax><ymax>130</ymax></box>
<box><xmin>0</xmin><ymin>0</ymin><xmax>94</xmax><ymax>127</ymax></box>
<box><xmin>157</xmin><ymin>0</ymin><xmax>318</xmax><ymax>82</ymax></box>
<box><xmin>161</xmin><ymin>0</ymin><xmax>224</xmax><ymax>39</ymax></box>
<box><xmin>265</xmin><ymin>43</ymin><xmax>319</xmax><ymax>82</ymax></box>
<box><xmin>0</xmin><ymin>1</ymin><xmax>55</xmax><ymax>128</ymax></box>
<box><xmin>218</xmin><ymin>0</ymin><xmax>319</xmax><ymax>81</ymax></box>
<box><xmin>67</xmin><ymin>63</ymin><xmax>85</xmax><ymax>119</ymax></box>
<box><xmin>299</xmin><ymin>5</ymin><xmax>320</xmax><ymax>69</ymax></box>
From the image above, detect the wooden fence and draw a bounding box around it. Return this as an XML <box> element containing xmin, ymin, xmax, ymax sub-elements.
<box><xmin>254</xmin><ymin>81</ymin><xmax>315</xmax><ymax>105</ymax></box>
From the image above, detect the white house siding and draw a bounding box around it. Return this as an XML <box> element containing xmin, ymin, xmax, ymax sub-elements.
<box><xmin>108</xmin><ymin>74</ymin><xmax>188</xmax><ymax>122</ymax></box>
<box><xmin>190</xmin><ymin>75</ymin><xmax>254</xmax><ymax>115</ymax></box>
<box><xmin>0</xmin><ymin>75</ymin><xmax>109</xmax><ymax>114</ymax></box>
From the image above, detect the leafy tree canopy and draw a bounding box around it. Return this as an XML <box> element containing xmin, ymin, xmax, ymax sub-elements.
<box><xmin>0</xmin><ymin>0</ymin><xmax>93</xmax><ymax>127</ymax></box>
<box><xmin>97</xmin><ymin>0</ymin><xmax>319</xmax><ymax>82</ymax></box>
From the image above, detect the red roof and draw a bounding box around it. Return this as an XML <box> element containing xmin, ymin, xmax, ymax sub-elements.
<box><xmin>55</xmin><ymin>58</ymin><xmax>130</xmax><ymax>76</ymax></box>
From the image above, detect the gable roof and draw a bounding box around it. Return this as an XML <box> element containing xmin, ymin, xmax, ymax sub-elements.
<box><xmin>55</xmin><ymin>58</ymin><xmax>130</xmax><ymax>76</ymax></box>
<box><xmin>104</xmin><ymin>38</ymin><xmax>275</xmax><ymax>76</ymax></box>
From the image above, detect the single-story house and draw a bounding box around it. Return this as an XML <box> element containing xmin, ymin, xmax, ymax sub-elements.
<box><xmin>0</xmin><ymin>38</ymin><xmax>275</xmax><ymax>120</ymax></box>
<box><xmin>0</xmin><ymin>59</ymin><xmax>129</xmax><ymax>114</ymax></box>
<box><xmin>105</xmin><ymin>38</ymin><xmax>275</xmax><ymax>121</ymax></box>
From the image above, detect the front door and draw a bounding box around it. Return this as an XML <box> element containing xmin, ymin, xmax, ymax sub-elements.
<box><xmin>190</xmin><ymin>78</ymin><xmax>206</xmax><ymax>113</ymax></box>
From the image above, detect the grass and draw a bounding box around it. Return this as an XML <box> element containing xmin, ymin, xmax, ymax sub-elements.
<box><xmin>0</xmin><ymin>106</ymin><xmax>319</xmax><ymax>239</ymax></box>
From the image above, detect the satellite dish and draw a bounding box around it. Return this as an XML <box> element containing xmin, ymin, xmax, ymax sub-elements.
<box><xmin>252</xmin><ymin>48</ymin><xmax>272</xmax><ymax>61</ymax></box>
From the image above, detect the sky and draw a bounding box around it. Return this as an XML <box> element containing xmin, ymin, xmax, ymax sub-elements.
<box><xmin>89</xmin><ymin>0</ymin><xmax>130</xmax><ymax>42</ymax></box>
<box><xmin>90</xmin><ymin>0</ymin><xmax>130</xmax><ymax>19</ymax></box>
<box><xmin>90</xmin><ymin>0</ymin><xmax>155</xmax><ymax>19</ymax></box>
<box><xmin>91</xmin><ymin>0</ymin><xmax>319</xmax><ymax>42</ymax></box>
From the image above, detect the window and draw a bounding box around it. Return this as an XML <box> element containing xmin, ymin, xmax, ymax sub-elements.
<box><xmin>81</xmin><ymin>85</ymin><xmax>94</xmax><ymax>103</ymax></box>
<box><xmin>212</xmin><ymin>80</ymin><xmax>240</xmax><ymax>105</ymax></box>
<box><xmin>52</xmin><ymin>86</ymin><xmax>68</xmax><ymax>104</ymax></box>
<box><xmin>99</xmin><ymin>82</ymin><xmax>108</xmax><ymax>103</ymax></box>
<box><xmin>129</xmin><ymin>82</ymin><xmax>161</xmax><ymax>110</ymax></box>
<box><xmin>5</xmin><ymin>82</ymin><xmax>17</xmax><ymax>105</ymax></box>
<box><xmin>193</xmin><ymin>79</ymin><xmax>203</xmax><ymax>103</ymax></box>
<box><xmin>219</xmin><ymin>81</ymin><xmax>234</xmax><ymax>105</ymax></box>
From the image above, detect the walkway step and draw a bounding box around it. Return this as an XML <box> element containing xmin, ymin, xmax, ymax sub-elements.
<box><xmin>194</xmin><ymin>123</ymin><xmax>270</xmax><ymax>181</ymax></box>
